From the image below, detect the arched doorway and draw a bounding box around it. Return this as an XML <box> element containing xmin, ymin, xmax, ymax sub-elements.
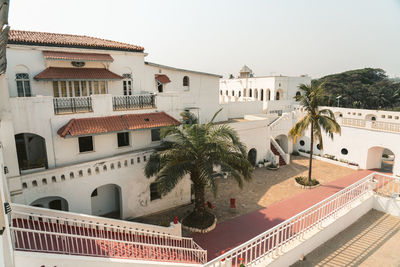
<box><xmin>366</xmin><ymin>147</ymin><xmax>395</xmax><ymax>173</ymax></box>
<box><xmin>91</xmin><ymin>184</ymin><xmax>122</xmax><ymax>219</ymax></box>
<box><xmin>248</xmin><ymin>148</ymin><xmax>257</xmax><ymax>166</ymax></box>
<box><xmin>15</xmin><ymin>133</ymin><xmax>48</xmax><ymax>172</ymax></box>
<box><xmin>275</xmin><ymin>135</ymin><xmax>289</xmax><ymax>153</ymax></box>
<box><xmin>260</xmin><ymin>89</ymin><xmax>264</xmax><ymax>101</ymax></box>
<box><xmin>276</xmin><ymin>89</ymin><xmax>283</xmax><ymax>100</ymax></box>
<box><xmin>365</xmin><ymin>114</ymin><xmax>377</xmax><ymax>121</ymax></box>
<box><xmin>266</xmin><ymin>89</ymin><xmax>271</xmax><ymax>101</ymax></box>
<box><xmin>31</xmin><ymin>196</ymin><xmax>69</xmax><ymax>211</ymax></box>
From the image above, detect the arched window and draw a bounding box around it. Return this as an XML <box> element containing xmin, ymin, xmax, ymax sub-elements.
<box><xmin>122</xmin><ymin>73</ymin><xmax>133</xmax><ymax>95</ymax></box>
<box><xmin>261</xmin><ymin>89</ymin><xmax>264</xmax><ymax>101</ymax></box>
<box><xmin>226</xmin><ymin>90</ymin><xmax>228</xmax><ymax>96</ymax></box>
<box><xmin>16</xmin><ymin>73</ymin><xmax>32</xmax><ymax>97</ymax></box>
<box><xmin>232</xmin><ymin>91</ymin><xmax>235</xmax><ymax>96</ymax></box>
<box><xmin>220</xmin><ymin>90</ymin><xmax>223</xmax><ymax>95</ymax></box>
<box><xmin>239</xmin><ymin>91</ymin><xmax>241</xmax><ymax>97</ymax></box>
<box><xmin>276</xmin><ymin>91</ymin><xmax>280</xmax><ymax>100</ymax></box>
<box><xmin>296</xmin><ymin>91</ymin><xmax>301</xmax><ymax>97</ymax></box>
<box><xmin>183</xmin><ymin>76</ymin><xmax>190</xmax><ymax>87</ymax></box>
<box><xmin>249</xmin><ymin>89</ymin><xmax>252</xmax><ymax>97</ymax></box>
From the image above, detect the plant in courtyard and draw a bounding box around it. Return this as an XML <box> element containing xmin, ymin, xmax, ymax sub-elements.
<box><xmin>144</xmin><ymin>109</ymin><xmax>253</xmax><ymax>229</ymax></box>
<box><xmin>295</xmin><ymin>176</ymin><xmax>319</xmax><ymax>187</ymax></box>
<box><xmin>289</xmin><ymin>83</ymin><xmax>341</xmax><ymax>183</ymax></box>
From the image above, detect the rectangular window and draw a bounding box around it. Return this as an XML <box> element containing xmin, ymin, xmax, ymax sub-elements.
<box><xmin>151</xmin><ymin>128</ymin><xmax>161</xmax><ymax>142</ymax></box>
<box><xmin>68</xmin><ymin>81</ymin><xmax>73</xmax><ymax>97</ymax></box>
<box><xmin>74</xmin><ymin>81</ymin><xmax>81</xmax><ymax>97</ymax></box>
<box><xmin>150</xmin><ymin>182</ymin><xmax>161</xmax><ymax>201</ymax></box>
<box><xmin>93</xmin><ymin>81</ymin><xmax>99</xmax><ymax>94</ymax></box>
<box><xmin>78</xmin><ymin>136</ymin><xmax>93</xmax><ymax>153</ymax></box>
<box><xmin>117</xmin><ymin>132</ymin><xmax>130</xmax><ymax>147</ymax></box>
<box><xmin>99</xmin><ymin>81</ymin><xmax>106</xmax><ymax>94</ymax></box>
<box><xmin>16</xmin><ymin>73</ymin><xmax>32</xmax><ymax>97</ymax></box>
<box><xmin>60</xmin><ymin>81</ymin><xmax>67</xmax><ymax>97</ymax></box>
<box><xmin>53</xmin><ymin>81</ymin><xmax>60</xmax><ymax>97</ymax></box>
<box><xmin>88</xmin><ymin>81</ymin><xmax>93</xmax><ymax>95</ymax></box>
<box><xmin>81</xmin><ymin>81</ymin><xmax>87</xmax><ymax>96</ymax></box>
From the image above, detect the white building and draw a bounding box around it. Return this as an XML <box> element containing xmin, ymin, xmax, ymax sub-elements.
<box><xmin>1</xmin><ymin>29</ymin><xmax>400</xmax><ymax>267</ymax></box>
<box><xmin>219</xmin><ymin>65</ymin><xmax>311</xmax><ymax>114</ymax></box>
<box><xmin>1</xmin><ymin>30</ymin><xmax>225</xmax><ymax>220</ymax></box>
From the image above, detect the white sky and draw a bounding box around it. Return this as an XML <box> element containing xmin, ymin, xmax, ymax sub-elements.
<box><xmin>8</xmin><ymin>0</ymin><xmax>400</xmax><ymax>79</ymax></box>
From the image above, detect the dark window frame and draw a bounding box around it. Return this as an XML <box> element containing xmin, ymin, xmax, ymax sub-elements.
<box><xmin>151</xmin><ymin>128</ymin><xmax>161</xmax><ymax>142</ymax></box>
<box><xmin>150</xmin><ymin>182</ymin><xmax>162</xmax><ymax>201</ymax></box>
<box><xmin>78</xmin><ymin>136</ymin><xmax>94</xmax><ymax>153</ymax></box>
<box><xmin>117</xmin><ymin>132</ymin><xmax>130</xmax><ymax>147</ymax></box>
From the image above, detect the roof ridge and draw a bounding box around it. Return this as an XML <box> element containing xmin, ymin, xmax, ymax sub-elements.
<box><xmin>8</xmin><ymin>29</ymin><xmax>144</xmax><ymax>52</ymax></box>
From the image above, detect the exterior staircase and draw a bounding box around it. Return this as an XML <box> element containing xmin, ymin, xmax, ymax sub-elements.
<box><xmin>270</xmin><ymin>142</ymin><xmax>287</xmax><ymax>166</ymax></box>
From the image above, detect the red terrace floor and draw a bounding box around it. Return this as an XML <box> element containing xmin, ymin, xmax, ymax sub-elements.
<box><xmin>192</xmin><ymin>169</ymin><xmax>377</xmax><ymax>260</ymax></box>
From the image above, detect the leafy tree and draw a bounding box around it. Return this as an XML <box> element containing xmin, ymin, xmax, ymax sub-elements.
<box><xmin>313</xmin><ymin>68</ymin><xmax>400</xmax><ymax>110</ymax></box>
<box><xmin>289</xmin><ymin>84</ymin><xmax>341</xmax><ymax>183</ymax></box>
<box><xmin>144</xmin><ymin>110</ymin><xmax>253</xmax><ymax>228</ymax></box>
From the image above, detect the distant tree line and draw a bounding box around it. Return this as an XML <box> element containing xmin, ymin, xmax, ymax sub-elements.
<box><xmin>311</xmin><ymin>68</ymin><xmax>400</xmax><ymax>111</ymax></box>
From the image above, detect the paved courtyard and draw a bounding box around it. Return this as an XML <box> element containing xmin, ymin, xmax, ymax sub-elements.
<box><xmin>132</xmin><ymin>156</ymin><xmax>357</xmax><ymax>230</ymax></box>
<box><xmin>291</xmin><ymin>209</ymin><xmax>400</xmax><ymax>267</ymax></box>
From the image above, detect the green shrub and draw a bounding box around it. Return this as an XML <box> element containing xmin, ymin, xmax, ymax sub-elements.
<box><xmin>295</xmin><ymin>176</ymin><xmax>320</xmax><ymax>187</ymax></box>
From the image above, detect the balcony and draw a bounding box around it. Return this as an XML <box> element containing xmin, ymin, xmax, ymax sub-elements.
<box><xmin>53</xmin><ymin>96</ymin><xmax>93</xmax><ymax>115</ymax></box>
<box><xmin>112</xmin><ymin>94</ymin><xmax>156</xmax><ymax>111</ymax></box>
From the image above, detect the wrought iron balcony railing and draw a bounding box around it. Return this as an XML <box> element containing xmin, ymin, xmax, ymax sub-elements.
<box><xmin>112</xmin><ymin>94</ymin><xmax>156</xmax><ymax>111</ymax></box>
<box><xmin>53</xmin><ymin>97</ymin><xmax>93</xmax><ymax>115</ymax></box>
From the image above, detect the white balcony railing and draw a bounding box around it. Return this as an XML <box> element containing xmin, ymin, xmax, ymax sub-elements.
<box><xmin>9</xmin><ymin>203</ymin><xmax>207</xmax><ymax>264</ymax></box>
<box><xmin>204</xmin><ymin>172</ymin><xmax>397</xmax><ymax>267</ymax></box>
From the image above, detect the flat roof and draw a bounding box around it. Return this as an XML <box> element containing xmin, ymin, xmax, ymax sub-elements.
<box><xmin>145</xmin><ymin>61</ymin><xmax>222</xmax><ymax>78</ymax></box>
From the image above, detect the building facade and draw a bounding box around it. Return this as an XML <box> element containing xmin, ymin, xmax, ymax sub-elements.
<box><xmin>1</xmin><ymin>30</ymin><xmax>224</xmax><ymax>219</ymax></box>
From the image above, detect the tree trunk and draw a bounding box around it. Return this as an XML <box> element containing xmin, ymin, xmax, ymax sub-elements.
<box><xmin>308</xmin><ymin>121</ymin><xmax>314</xmax><ymax>183</ymax></box>
<box><xmin>192</xmin><ymin>173</ymin><xmax>206</xmax><ymax>216</ymax></box>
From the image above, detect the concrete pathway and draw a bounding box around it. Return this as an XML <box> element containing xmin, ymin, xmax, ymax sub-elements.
<box><xmin>192</xmin><ymin>170</ymin><xmax>374</xmax><ymax>260</ymax></box>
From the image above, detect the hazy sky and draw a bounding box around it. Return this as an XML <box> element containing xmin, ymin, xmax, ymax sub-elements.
<box><xmin>8</xmin><ymin>0</ymin><xmax>400</xmax><ymax>79</ymax></box>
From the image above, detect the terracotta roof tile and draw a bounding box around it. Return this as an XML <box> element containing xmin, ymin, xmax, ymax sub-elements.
<box><xmin>34</xmin><ymin>67</ymin><xmax>123</xmax><ymax>80</ymax></box>
<box><xmin>8</xmin><ymin>30</ymin><xmax>144</xmax><ymax>52</ymax></box>
<box><xmin>155</xmin><ymin>74</ymin><xmax>171</xmax><ymax>84</ymax></box>
<box><xmin>43</xmin><ymin>51</ymin><xmax>114</xmax><ymax>62</ymax></box>
<box><xmin>58</xmin><ymin>112</ymin><xmax>180</xmax><ymax>138</ymax></box>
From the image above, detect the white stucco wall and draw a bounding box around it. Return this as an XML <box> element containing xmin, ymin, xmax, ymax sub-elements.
<box><xmin>293</xmin><ymin>114</ymin><xmax>400</xmax><ymax>175</ymax></box>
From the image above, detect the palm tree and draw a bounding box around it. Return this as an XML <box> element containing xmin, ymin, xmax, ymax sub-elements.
<box><xmin>144</xmin><ymin>109</ymin><xmax>253</xmax><ymax>229</ymax></box>
<box><xmin>289</xmin><ymin>83</ymin><xmax>341</xmax><ymax>183</ymax></box>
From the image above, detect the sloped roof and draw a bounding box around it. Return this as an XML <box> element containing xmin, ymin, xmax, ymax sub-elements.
<box><xmin>34</xmin><ymin>67</ymin><xmax>123</xmax><ymax>80</ymax></box>
<box><xmin>57</xmin><ymin>112</ymin><xmax>180</xmax><ymax>138</ymax></box>
<box><xmin>155</xmin><ymin>74</ymin><xmax>171</xmax><ymax>84</ymax></box>
<box><xmin>240</xmin><ymin>65</ymin><xmax>252</xmax><ymax>73</ymax></box>
<box><xmin>8</xmin><ymin>30</ymin><xmax>144</xmax><ymax>52</ymax></box>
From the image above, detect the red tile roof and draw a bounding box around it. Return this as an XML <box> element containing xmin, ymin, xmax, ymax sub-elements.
<box><xmin>8</xmin><ymin>30</ymin><xmax>144</xmax><ymax>52</ymax></box>
<box><xmin>43</xmin><ymin>51</ymin><xmax>114</xmax><ymax>62</ymax></box>
<box><xmin>34</xmin><ymin>67</ymin><xmax>123</xmax><ymax>80</ymax></box>
<box><xmin>57</xmin><ymin>112</ymin><xmax>180</xmax><ymax>138</ymax></box>
<box><xmin>155</xmin><ymin>74</ymin><xmax>171</xmax><ymax>84</ymax></box>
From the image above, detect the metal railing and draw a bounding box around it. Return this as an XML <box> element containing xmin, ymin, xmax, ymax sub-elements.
<box><xmin>9</xmin><ymin>205</ymin><xmax>207</xmax><ymax>264</ymax></box>
<box><xmin>205</xmin><ymin>173</ymin><xmax>380</xmax><ymax>267</ymax></box>
<box><xmin>53</xmin><ymin>97</ymin><xmax>92</xmax><ymax>115</ymax></box>
<box><xmin>112</xmin><ymin>94</ymin><xmax>156</xmax><ymax>111</ymax></box>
